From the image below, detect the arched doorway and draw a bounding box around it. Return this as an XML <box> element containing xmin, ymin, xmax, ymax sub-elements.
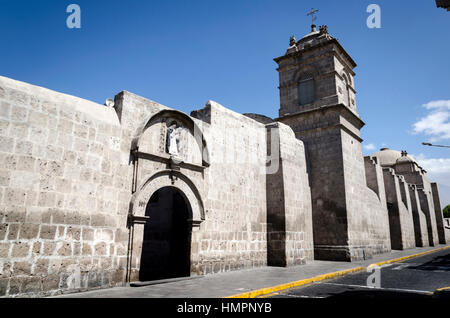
<box><xmin>139</xmin><ymin>187</ymin><xmax>192</xmax><ymax>281</ymax></box>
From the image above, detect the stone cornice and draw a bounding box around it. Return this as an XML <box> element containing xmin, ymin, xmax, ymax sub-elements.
<box><xmin>274</xmin><ymin>38</ymin><xmax>357</xmax><ymax>70</ymax></box>
<box><xmin>276</xmin><ymin>103</ymin><xmax>365</xmax><ymax>130</ymax></box>
<box><xmin>131</xmin><ymin>150</ymin><xmax>207</xmax><ymax>172</ymax></box>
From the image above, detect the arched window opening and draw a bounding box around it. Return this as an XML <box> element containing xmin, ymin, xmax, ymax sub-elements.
<box><xmin>298</xmin><ymin>74</ymin><xmax>315</xmax><ymax>106</ymax></box>
<box><xmin>342</xmin><ymin>75</ymin><xmax>350</xmax><ymax>107</ymax></box>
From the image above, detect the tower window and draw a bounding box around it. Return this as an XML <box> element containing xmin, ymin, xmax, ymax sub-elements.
<box><xmin>342</xmin><ymin>74</ymin><xmax>352</xmax><ymax>108</ymax></box>
<box><xmin>298</xmin><ymin>76</ymin><xmax>315</xmax><ymax>105</ymax></box>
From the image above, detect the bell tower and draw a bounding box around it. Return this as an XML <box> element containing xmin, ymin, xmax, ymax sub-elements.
<box><xmin>275</xmin><ymin>22</ymin><xmax>380</xmax><ymax>261</ymax></box>
<box><xmin>276</xmin><ymin>24</ymin><xmax>358</xmax><ymax>117</ymax></box>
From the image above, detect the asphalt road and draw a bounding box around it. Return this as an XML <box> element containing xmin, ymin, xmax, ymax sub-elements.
<box><xmin>269</xmin><ymin>249</ymin><xmax>450</xmax><ymax>299</ymax></box>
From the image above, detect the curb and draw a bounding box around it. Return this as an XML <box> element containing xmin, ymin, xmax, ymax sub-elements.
<box><xmin>225</xmin><ymin>267</ymin><xmax>365</xmax><ymax>298</ymax></box>
<box><xmin>370</xmin><ymin>245</ymin><xmax>450</xmax><ymax>268</ymax></box>
<box><xmin>433</xmin><ymin>286</ymin><xmax>450</xmax><ymax>298</ymax></box>
<box><xmin>225</xmin><ymin>245</ymin><xmax>450</xmax><ymax>298</ymax></box>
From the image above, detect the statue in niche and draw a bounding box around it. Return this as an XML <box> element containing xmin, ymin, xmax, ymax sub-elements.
<box><xmin>319</xmin><ymin>25</ymin><xmax>328</xmax><ymax>34</ymax></box>
<box><xmin>166</xmin><ymin>123</ymin><xmax>183</xmax><ymax>157</ymax></box>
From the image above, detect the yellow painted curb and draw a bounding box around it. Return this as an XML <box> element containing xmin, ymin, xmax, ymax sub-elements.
<box><xmin>371</xmin><ymin>245</ymin><xmax>450</xmax><ymax>268</ymax></box>
<box><xmin>225</xmin><ymin>245</ymin><xmax>450</xmax><ymax>298</ymax></box>
<box><xmin>435</xmin><ymin>286</ymin><xmax>450</xmax><ymax>292</ymax></box>
<box><xmin>225</xmin><ymin>267</ymin><xmax>365</xmax><ymax>298</ymax></box>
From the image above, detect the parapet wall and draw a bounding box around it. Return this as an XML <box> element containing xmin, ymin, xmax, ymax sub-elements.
<box><xmin>444</xmin><ymin>218</ymin><xmax>450</xmax><ymax>244</ymax></box>
<box><xmin>408</xmin><ymin>184</ymin><xmax>429</xmax><ymax>247</ymax></box>
<box><xmin>0</xmin><ymin>76</ymin><xmax>131</xmax><ymax>297</ymax></box>
<box><xmin>266</xmin><ymin>122</ymin><xmax>313</xmax><ymax>267</ymax></box>
<box><xmin>382</xmin><ymin>168</ymin><xmax>415</xmax><ymax>250</ymax></box>
<box><xmin>0</xmin><ymin>76</ymin><xmax>315</xmax><ymax>297</ymax></box>
<box><xmin>431</xmin><ymin>183</ymin><xmax>446</xmax><ymax>244</ymax></box>
<box><xmin>362</xmin><ymin>156</ymin><xmax>391</xmax><ymax>256</ymax></box>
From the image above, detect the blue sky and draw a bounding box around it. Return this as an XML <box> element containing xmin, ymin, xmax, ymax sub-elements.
<box><xmin>0</xmin><ymin>0</ymin><xmax>449</xmax><ymax>205</ymax></box>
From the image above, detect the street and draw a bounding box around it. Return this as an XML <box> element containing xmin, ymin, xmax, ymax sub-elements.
<box><xmin>269</xmin><ymin>249</ymin><xmax>450</xmax><ymax>299</ymax></box>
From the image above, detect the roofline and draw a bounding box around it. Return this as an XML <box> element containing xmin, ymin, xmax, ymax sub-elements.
<box><xmin>274</xmin><ymin>38</ymin><xmax>357</xmax><ymax>69</ymax></box>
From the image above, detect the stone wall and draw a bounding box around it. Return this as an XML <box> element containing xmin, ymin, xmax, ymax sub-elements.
<box><xmin>392</xmin><ymin>156</ymin><xmax>446</xmax><ymax>247</ymax></box>
<box><xmin>0</xmin><ymin>76</ymin><xmax>131</xmax><ymax>297</ymax></box>
<box><xmin>0</xmin><ymin>75</ymin><xmax>316</xmax><ymax>297</ymax></box>
<box><xmin>444</xmin><ymin>218</ymin><xmax>450</xmax><ymax>244</ymax></box>
<box><xmin>418</xmin><ymin>188</ymin><xmax>438</xmax><ymax>246</ymax></box>
<box><xmin>363</xmin><ymin>157</ymin><xmax>391</xmax><ymax>256</ymax></box>
<box><xmin>382</xmin><ymin>168</ymin><xmax>415</xmax><ymax>250</ymax></box>
<box><xmin>342</xmin><ymin>132</ymin><xmax>391</xmax><ymax>260</ymax></box>
<box><xmin>265</xmin><ymin>122</ymin><xmax>313</xmax><ymax>266</ymax></box>
<box><xmin>190</xmin><ymin>101</ymin><xmax>269</xmax><ymax>274</ymax></box>
<box><xmin>408</xmin><ymin>185</ymin><xmax>429</xmax><ymax>247</ymax></box>
<box><xmin>364</xmin><ymin>157</ymin><xmax>386</xmax><ymax>205</ymax></box>
<box><xmin>431</xmin><ymin>183</ymin><xmax>446</xmax><ymax>244</ymax></box>
<box><xmin>279</xmin><ymin>109</ymin><xmax>349</xmax><ymax>261</ymax></box>
<box><xmin>279</xmin><ymin>105</ymin><xmax>391</xmax><ymax>261</ymax></box>
<box><xmin>118</xmin><ymin>95</ymin><xmax>315</xmax><ymax>278</ymax></box>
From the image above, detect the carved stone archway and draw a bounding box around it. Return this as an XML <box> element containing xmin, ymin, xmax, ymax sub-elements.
<box><xmin>126</xmin><ymin>170</ymin><xmax>205</xmax><ymax>282</ymax></box>
<box><xmin>129</xmin><ymin>170</ymin><xmax>205</xmax><ymax>227</ymax></box>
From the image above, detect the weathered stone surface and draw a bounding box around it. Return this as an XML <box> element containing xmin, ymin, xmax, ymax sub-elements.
<box><xmin>431</xmin><ymin>183</ymin><xmax>446</xmax><ymax>244</ymax></box>
<box><xmin>19</xmin><ymin>224</ymin><xmax>39</xmax><ymax>239</ymax></box>
<box><xmin>11</xmin><ymin>242</ymin><xmax>31</xmax><ymax>258</ymax></box>
<box><xmin>13</xmin><ymin>261</ymin><xmax>32</xmax><ymax>276</ymax></box>
<box><xmin>40</xmin><ymin>225</ymin><xmax>57</xmax><ymax>240</ymax></box>
<box><xmin>41</xmin><ymin>274</ymin><xmax>60</xmax><ymax>291</ymax></box>
<box><xmin>0</xmin><ymin>278</ymin><xmax>8</xmax><ymax>296</ymax></box>
<box><xmin>0</xmin><ymin>243</ymin><xmax>10</xmax><ymax>258</ymax></box>
<box><xmin>0</xmin><ymin>223</ymin><xmax>7</xmax><ymax>240</ymax></box>
<box><xmin>33</xmin><ymin>258</ymin><xmax>49</xmax><ymax>275</ymax></box>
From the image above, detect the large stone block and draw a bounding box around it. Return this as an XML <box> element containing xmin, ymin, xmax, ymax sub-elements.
<box><xmin>0</xmin><ymin>243</ymin><xmax>10</xmax><ymax>258</ymax></box>
<box><xmin>13</xmin><ymin>261</ymin><xmax>32</xmax><ymax>276</ymax></box>
<box><xmin>11</xmin><ymin>242</ymin><xmax>30</xmax><ymax>258</ymax></box>
<box><xmin>40</xmin><ymin>225</ymin><xmax>57</xmax><ymax>240</ymax></box>
<box><xmin>19</xmin><ymin>224</ymin><xmax>39</xmax><ymax>240</ymax></box>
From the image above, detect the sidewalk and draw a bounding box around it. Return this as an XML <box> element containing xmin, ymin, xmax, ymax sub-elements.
<box><xmin>52</xmin><ymin>245</ymin><xmax>449</xmax><ymax>298</ymax></box>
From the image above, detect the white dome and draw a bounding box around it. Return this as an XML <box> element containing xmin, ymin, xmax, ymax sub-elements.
<box><xmin>371</xmin><ymin>148</ymin><xmax>416</xmax><ymax>167</ymax></box>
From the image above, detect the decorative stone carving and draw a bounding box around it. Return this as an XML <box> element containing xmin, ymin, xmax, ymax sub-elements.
<box><xmin>289</xmin><ymin>35</ymin><xmax>297</xmax><ymax>46</ymax></box>
<box><xmin>166</xmin><ymin>122</ymin><xmax>183</xmax><ymax>157</ymax></box>
<box><xmin>319</xmin><ymin>25</ymin><xmax>328</xmax><ymax>34</ymax></box>
<box><xmin>159</xmin><ymin>119</ymin><xmax>167</xmax><ymax>153</ymax></box>
<box><xmin>286</xmin><ymin>35</ymin><xmax>298</xmax><ymax>54</ymax></box>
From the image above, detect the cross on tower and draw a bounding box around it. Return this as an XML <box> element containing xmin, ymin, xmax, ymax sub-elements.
<box><xmin>307</xmin><ymin>8</ymin><xmax>319</xmax><ymax>25</ymax></box>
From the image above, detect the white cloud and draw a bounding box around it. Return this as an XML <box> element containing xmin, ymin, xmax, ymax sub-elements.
<box><xmin>414</xmin><ymin>154</ymin><xmax>450</xmax><ymax>177</ymax></box>
<box><xmin>412</xmin><ymin>100</ymin><xmax>450</xmax><ymax>142</ymax></box>
<box><xmin>363</xmin><ymin>143</ymin><xmax>376</xmax><ymax>151</ymax></box>
<box><xmin>423</xmin><ymin>100</ymin><xmax>450</xmax><ymax>110</ymax></box>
